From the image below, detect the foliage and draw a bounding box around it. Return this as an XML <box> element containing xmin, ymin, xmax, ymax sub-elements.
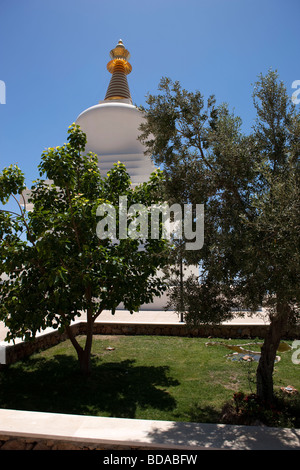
<box><xmin>139</xmin><ymin>71</ymin><xmax>300</xmax><ymax>401</ymax></box>
<box><xmin>221</xmin><ymin>391</ymin><xmax>296</xmax><ymax>428</ymax></box>
<box><xmin>139</xmin><ymin>73</ymin><xmax>300</xmax><ymax>318</ymax></box>
<box><xmin>0</xmin><ymin>124</ymin><xmax>169</xmax><ymax>374</ymax></box>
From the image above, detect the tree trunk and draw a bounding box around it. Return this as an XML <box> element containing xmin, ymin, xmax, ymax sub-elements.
<box><xmin>256</xmin><ymin>300</ymin><xmax>289</xmax><ymax>403</ymax></box>
<box><xmin>65</xmin><ymin>310</ymin><xmax>94</xmax><ymax>376</ymax></box>
<box><xmin>77</xmin><ymin>344</ymin><xmax>92</xmax><ymax>376</ymax></box>
<box><xmin>78</xmin><ymin>310</ymin><xmax>94</xmax><ymax>376</ymax></box>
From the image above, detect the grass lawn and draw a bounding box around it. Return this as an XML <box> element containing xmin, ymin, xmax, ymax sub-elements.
<box><xmin>0</xmin><ymin>335</ymin><xmax>299</xmax><ymax>425</ymax></box>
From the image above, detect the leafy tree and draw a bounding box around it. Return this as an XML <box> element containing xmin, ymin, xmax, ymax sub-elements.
<box><xmin>139</xmin><ymin>72</ymin><xmax>300</xmax><ymax>402</ymax></box>
<box><xmin>0</xmin><ymin>124</ymin><xmax>169</xmax><ymax>375</ymax></box>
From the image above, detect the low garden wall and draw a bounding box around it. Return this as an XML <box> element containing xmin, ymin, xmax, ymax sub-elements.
<box><xmin>0</xmin><ymin>435</ymin><xmax>141</xmax><ymax>450</ymax></box>
<box><xmin>0</xmin><ymin>434</ymin><xmax>156</xmax><ymax>451</ymax></box>
<box><xmin>1</xmin><ymin>320</ymin><xmax>300</xmax><ymax>367</ymax></box>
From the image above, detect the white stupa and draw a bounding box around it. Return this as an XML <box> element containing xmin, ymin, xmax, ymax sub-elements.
<box><xmin>21</xmin><ymin>40</ymin><xmax>171</xmax><ymax>310</ymax></box>
<box><xmin>76</xmin><ymin>40</ymin><xmax>171</xmax><ymax>310</ymax></box>
<box><xmin>75</xmin><ymin>39</ymin><xmax>155</xmax><ymax>185</ymax></box>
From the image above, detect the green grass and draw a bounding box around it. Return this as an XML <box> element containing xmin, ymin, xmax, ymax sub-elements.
<box><xmin>0</xmin><ymin>335</ymin><xmax>299</xmax><ymax>425</ymax></box>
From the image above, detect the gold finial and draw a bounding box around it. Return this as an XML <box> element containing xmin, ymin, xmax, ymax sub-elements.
<box><xmin>107</xmin><ymin>39</ymin><xmax>132</xmax><ymax>75</ymax></box>
<box><xmin>104</xmin><ymin>39</ymin><xmax>132</xmax><ymax>101</ymax></box>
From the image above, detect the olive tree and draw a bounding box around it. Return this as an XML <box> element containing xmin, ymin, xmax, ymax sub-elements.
<box><xmin>139</xmin><ymin>72</ymin><xmax>300</xmax><ymax>402</ymax></box>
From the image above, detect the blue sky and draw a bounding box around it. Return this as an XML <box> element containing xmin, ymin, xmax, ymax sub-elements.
<box><xmin>0</xmin><ymin>0</ymin><xmax>299</xmax><ymax>201</ymax></box>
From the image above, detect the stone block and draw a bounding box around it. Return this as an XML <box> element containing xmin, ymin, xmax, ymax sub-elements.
<box><xmin>1</xmin><ymin>438</ymin><xmax>28</xmax><ymax>450</ymax></box>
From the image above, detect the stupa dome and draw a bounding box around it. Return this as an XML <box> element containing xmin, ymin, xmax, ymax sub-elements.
<box><xmin>75</xmin><ymin>40</ymin><xmax>155</xmax><ymax>185</ymax></box>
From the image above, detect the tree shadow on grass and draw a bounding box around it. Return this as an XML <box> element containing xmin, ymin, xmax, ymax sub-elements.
<box><xmin>187</xmin><ymin>402</ymin><xmax>222</xmax><ymax>424</ymax></box>
<box><xmin>0</xmin><ymin>355</ymin><xmax>179</xmax><ymax>419</ymax></box>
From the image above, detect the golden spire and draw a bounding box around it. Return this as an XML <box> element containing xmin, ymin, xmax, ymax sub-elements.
<box><xmin>104</xmin><ymin>39</ymin><xmax>132</xmax><ymax>102</ymax></box>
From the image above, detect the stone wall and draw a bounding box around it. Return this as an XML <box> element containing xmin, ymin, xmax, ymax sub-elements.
<box><xmin>92</xmin><ymin>322</ymin><xmax>270</xmax><ymax>338</ymax></box>
<box><xmin>2</xmin><ymin>321</ymin><xmax>300</xmax><ymax>367</ymax></box>
<box><xmin>4</xmin><ymin>324</ymin><xmax>80</xmax><ymax>366</ymax></box>
<box><xmin>0</xmin><ymin>435</ymin><xmax>148</xmax><ymax>450</ymax></box>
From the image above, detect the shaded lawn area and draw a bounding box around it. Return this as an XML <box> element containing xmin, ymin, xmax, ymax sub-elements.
<box><xmin>0</xmin><ymin>335</ymin><xmax>299</xmax><ymax>425</ymax></box>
